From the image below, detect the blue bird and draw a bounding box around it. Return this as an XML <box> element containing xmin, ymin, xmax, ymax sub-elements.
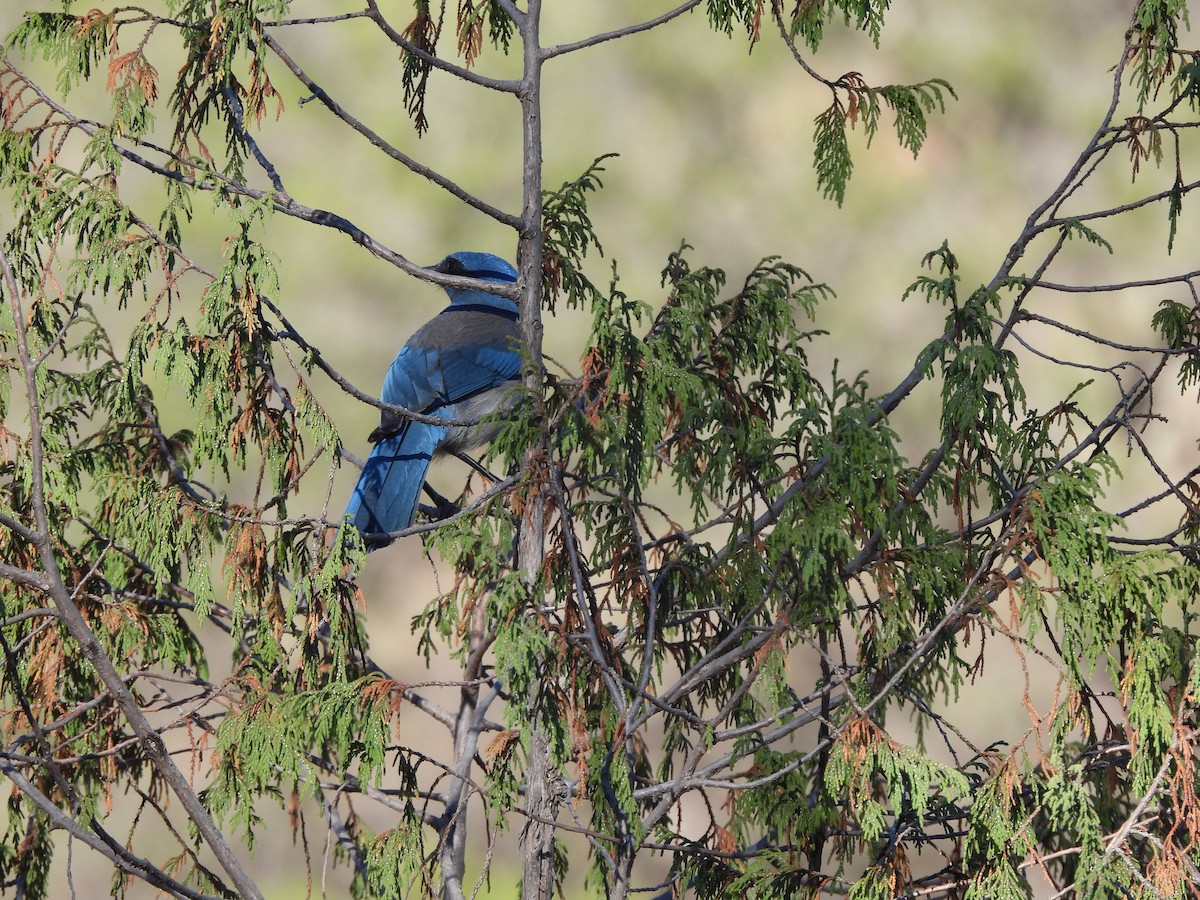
<box><xmin>346</xmin><ymin>251</ymin><xmax>521</xmax><ymax>548</ymax></box>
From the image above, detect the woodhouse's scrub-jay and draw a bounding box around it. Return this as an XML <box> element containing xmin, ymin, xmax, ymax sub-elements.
<box><xmin>346</xmin><ymin>251</ymin><xmax>521</xmax><ymax>547</ymax></box>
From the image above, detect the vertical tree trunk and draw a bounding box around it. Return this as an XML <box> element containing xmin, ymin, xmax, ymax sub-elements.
<box><xmin>521</xmin><ymin>698</ymin><xmax>559</xmax><ymax>900</ymax></box>
<box><xmin>513</xmin><ymin>2</ymin><xmax>560</xmax><ymax>897</ymax></box>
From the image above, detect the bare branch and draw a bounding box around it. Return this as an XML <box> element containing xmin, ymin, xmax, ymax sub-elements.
<box><xmin>541</xmin><ymin>1</ymin><xmax>703</xmax><ymax>60</ymax></box>
<box><xmin>362</xmin><ymin>0</ymin><xmax>522</xmax><ymax>92</ymax></box>
<box><xmin>0</xmin><ymin>756</ymin><xmax>221</xmax><ymax>900</ymax></box>
<box><xmin>261</xmin><ymin>31</ymin><xmax>522</xmax><ymax>229</ymax></box>
<box><xmin>0</xmin><ymin>563</ymin><xmax>51</xmax><ymax>592</ymax></box>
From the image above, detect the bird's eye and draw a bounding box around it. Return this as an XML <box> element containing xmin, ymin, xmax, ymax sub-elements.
<box><xmin>438</xmin><ymin>257</ymin><xmax>466</xmax><ymax>276</ymax></box>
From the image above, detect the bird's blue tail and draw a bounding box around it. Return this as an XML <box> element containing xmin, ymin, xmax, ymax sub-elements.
<box><xmin>345</xmin><ymin>422</ymin><xmax>445</xmax><ymax>547</ymax></box>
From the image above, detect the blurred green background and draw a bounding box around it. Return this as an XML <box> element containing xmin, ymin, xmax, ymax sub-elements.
<box><xmin>2</xmin><ymin>1</ymin><xmax>1196</xmax><ymax>896</ymax></box>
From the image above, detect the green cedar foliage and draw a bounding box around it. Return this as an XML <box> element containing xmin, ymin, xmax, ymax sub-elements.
<box><xmin>1</xmin><ymin>2</ymin><xmax>1200</xmax><ymax>899</ymax></box>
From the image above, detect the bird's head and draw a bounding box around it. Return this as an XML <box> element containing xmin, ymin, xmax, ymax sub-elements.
<box><xmin>434</xmin><ymin>252</ymin><xmax>523</xmax><ymax>312</ymax></box>
<box><xmin>431</xmin><ymin>252</ymin><xmax>519</xmax><ymax>303</ymax></box>
<box><xmin>429</xmin><ymin>252</ymin><xmax>518</xmax><ymax>309</ymax></box>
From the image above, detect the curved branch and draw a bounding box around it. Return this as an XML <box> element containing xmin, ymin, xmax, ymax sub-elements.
<box><xmin>541</xmin><ymin>1</ymin><xmax>703</xmax><ymax>60</ymax></box>
<box><xmin>261</xmin><ymin>31</ymin><xmax>523</xmax><ymax>229</ymax></box>
<box><xmin>0</xmin><ymin>756</ymin><xmax>220</xmax><ymax>900</ymax></box>
<box><xmin>362</xmin><ymin>0</ymin><xmax>521</xmax><ymax>92</ymax></box>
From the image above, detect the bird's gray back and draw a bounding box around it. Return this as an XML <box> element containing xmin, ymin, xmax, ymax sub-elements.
<box><xmin>408</xmin><ymin>303</ymin><xmax>519</xmax><ymax>352</ymax></box>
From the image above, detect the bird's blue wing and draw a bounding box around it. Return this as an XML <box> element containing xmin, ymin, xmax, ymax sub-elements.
<box><xmin>379</xmin><ymin>302</ymin><xmax>521</xmax><ymax>425</ymax></box>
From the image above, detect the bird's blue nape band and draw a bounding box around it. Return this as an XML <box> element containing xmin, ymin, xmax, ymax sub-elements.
<box><xmin>448</xmin><ymin>303</ymin><xmax>518</xmax><ymax>320</ymax></box>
